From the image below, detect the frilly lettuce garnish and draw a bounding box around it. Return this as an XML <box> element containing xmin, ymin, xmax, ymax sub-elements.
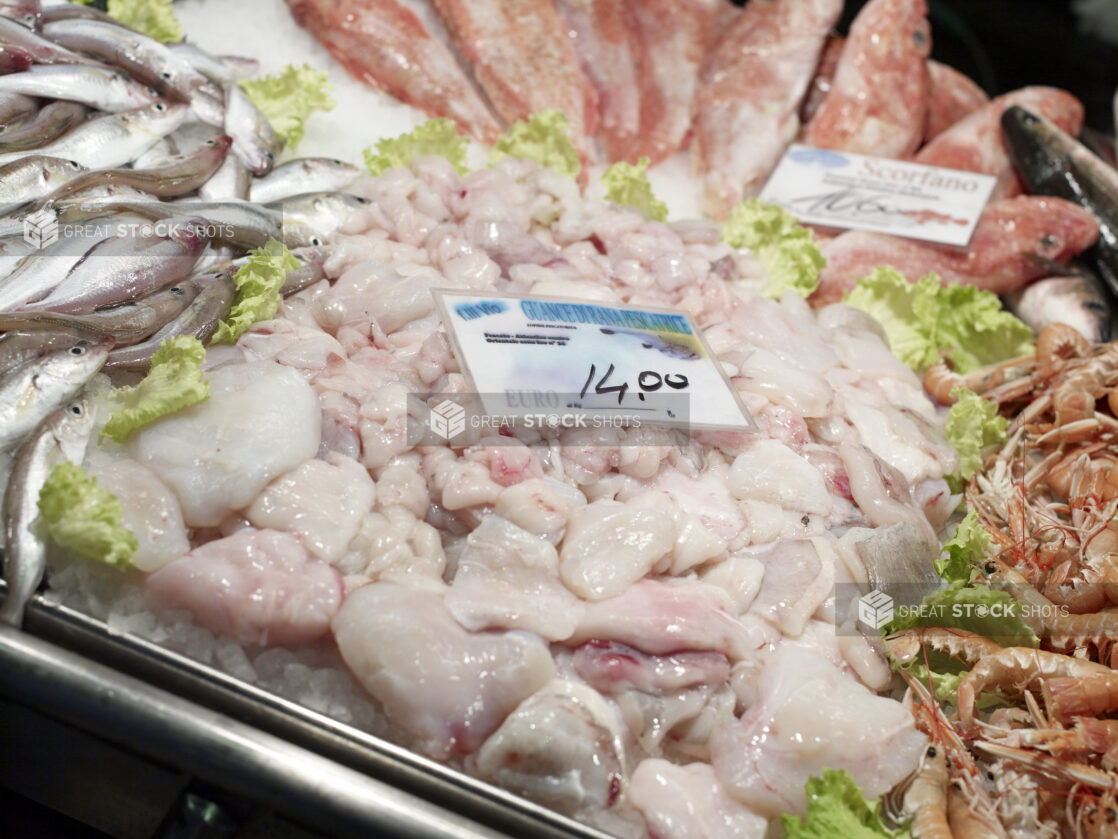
<box><xmin>71</xmin><ymin>0</ymin><xmax>183</xmax><ymax>43</ymax></box>
<box><xmin>100</xmin><ymin>336</ymin><xmax>209</xmax><ymax>443</ymax></box>
<box><xmin>782</xmin><ymin>769</ymin><xmax>910</xmax><ymax>839</ymax></box>
<box><xmin>491</xmin><ymin>110</ymin><xmax>580</xmax><ymax>179</ymax></box>
<box><xmin>844</xmin><ymin>267</ymin><xmax>1034</xmax><ymax>374</ymax></box>
<box><xmin>934</xmin><ymin>509</ymin><xmax>991</xmax><ymax>585</ymax></box>
<box><xmin>38</xmin><ymin>462</ymin><xmax>138</xmax><ymax>568</ymax></box>
<box><xmin>945</xmin><ymin>387</ymin><xmax>1007</xmax><ymax>491</ymax></box>
<box><xmin>602</xmin><ymin>157</ymin><xmax>667</xmax><ymax>222</ymax></box>
<box><xmin>722</xmin><ymin>198</ymin><xmax>825</xmax><ymax>299</ymax></box>
<box><xmin>210</xmin><ymin>238</ymin><xmax>298</xmax><ymax>346</ymax></box>
<box><xmin>240</xmin><ymin>64</ymin><xmax>335</xmax><ymax>150</ymax></box>
<box><xmin>364</xmin><ymin>118</ymin><xmax>469</xmax><ymax>176</ymax></box>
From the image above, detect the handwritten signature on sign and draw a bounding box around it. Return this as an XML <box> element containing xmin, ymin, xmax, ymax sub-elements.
<box><xmin>789</xmin><ymin>187</ymin><xmax>968</xmax><ymax>228</ymax></box>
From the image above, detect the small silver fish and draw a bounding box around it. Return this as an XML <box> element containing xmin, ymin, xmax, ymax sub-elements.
<box><xmin>271</xmin><ymin>191</ymin><xmax>369</xmax><ymax>244</ymax></box>
<box><xmin>1003</xmin><ymin>273</ymin><xmax>1114</xmax><ymax>343</ymax></box>
<box><xmin>0</xmin><ymin>397</ymin><xmax>95</xmax><ymax>626</ymax></box>
<box><xmin>19</xmin><ymin>222</ymin><xmax>209</xmax><ymax>314</ymax></box>
<box><xmin>168</xmin><ymin>42</ymin><xmax>257</xmax><ymax>87</ymax></box>
<box><xmin>0</xmin><ymin>336</ymin><xmax>111</xmax><ymax>453</ymax></box>
<box><xmin>0</xmin><ymin>232</ymin><xmax>100</xmax><ymax>312</ymax></box>
<box><xmin>0</xmin><ymin>90</ymin><xmax>35</xmax><ymax>124</ymax></box>
<box><xmin>0</xmin><ymin>280</ymin><xmax>201</xmax><ymax>346</ymax></box>
<box><xmin>0</xmin><ymin>154</ymin><xmax>85</xmax><ymax>214</ymax></box>
<box><xmin>42</xmin><ymin>18</ymin><xmax>207</xmax><ymax>101</ymax></box>
<box><xmin>250</xmin><ymin>158</ymin><xmax>361</xmax><ymax>204</ymax></box>
<box><xmin>0</xmin><ymin>16</ymin><xmax>97</xmax><ymax>66</ymax></box>
<box><xmin>106</xmin><ymin>271</ymin><xmax>235</xmax><ymax>371</ymax></box>
<box><xmin>598</xmin><ymin>328</ymin><xmax>700</xmax><ymax>360</ymax></box>
<box><xmin>0</xmin><ymin>102</ymin><xmax>188</xmax><ymax>169</ymax></box>
<box><xmin>0</xmin><ymin>100</ymin><xmax>86</xmax><ymax>151</ymax></box>
<box><xmin>197</xmin><ymin>153</ymin><xmax>250</xmax><ymax>201</ymax></box>
<box><xmin>0</xmin><ymin>0</ymin><xmax>40</xmax><ymax>31</ymax></box>
<box><xmin>224</xmin><ymin>84</ymin><xmax>280</xmax><ymax>176</ymax></box>
<box><xmin>0</xmin><ymin>64</ymin><xmax>158</xmax><ymax>112</ymax></box>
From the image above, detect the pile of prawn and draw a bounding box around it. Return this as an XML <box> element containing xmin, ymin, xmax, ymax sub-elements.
<box><xmin>885</xmin><ymin>325</ymin><xmax>1118</xmax><ymax>838</ymax></box>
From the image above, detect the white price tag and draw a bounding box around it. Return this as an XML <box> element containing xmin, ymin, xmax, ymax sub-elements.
<box><xmin>433</xmin><ymin>292</ymin><xmax>755</xmax><ymax>431</ymax></box>
<box><xmin>759</xmin><ymin>144</ymin><xmax>997</xmax><ymax>246</ymax></box>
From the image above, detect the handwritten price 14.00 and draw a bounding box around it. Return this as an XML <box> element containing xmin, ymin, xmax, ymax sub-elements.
<box><xmin>579</xmin><ymin>363</ymin><xmax>689</xmax><ymax>405</ymax></box>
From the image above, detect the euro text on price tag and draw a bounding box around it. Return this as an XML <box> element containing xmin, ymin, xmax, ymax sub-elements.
<box><xmin>432</xmin><ymin>292</ymin><xmax>755</xmax><ymax>431</ymax></box>
<box><xmin>759</xmin><ymin>144</ymin><xmax>997</xmax><ymax>247</ymax></box>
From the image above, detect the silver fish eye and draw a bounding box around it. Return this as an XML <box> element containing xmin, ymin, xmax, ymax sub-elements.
<box><xmin>171</xmin><ymin>285</ymin><xmax>184</xmax><ymax>295</ymax></box>
<box><xmin>264</xmin><ymin>150</ymin><xmax>275</xmax><ymax>162</ymax></box>
<box><xmin>154</xmin><ymin>102</ymin><xmax>167</xmax><ymax>112</ymax></box>
<box><xmin>68</xmin><ymin>403</ymin><xmax>84</xmax><ymax>417</ymax></box>
<box><xmin>310</xmin><ymin>236</ymin><xmax>323</xmax><ymax>247</ymax></box>
<box><xmin>69</xmin><ymin>344</ymin><xmax>87</xmax><ymax>356</ymax></box>
<box><xmin>160</xmin><ymin>71</ymin><xmax>173</xmax><ymax>81</ymax></box>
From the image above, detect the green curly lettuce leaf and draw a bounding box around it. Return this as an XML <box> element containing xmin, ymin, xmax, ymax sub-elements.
<box><xmin>38</xmin><ymin>462</ymin><xmax>138</xmax><ymax>568</ymax></box>
<box><xmin>602</xmin><ymin>157</ymin><xmax>667</xmax><ymax>221</ymax></box>
<box><xmin>490</xmin><ymin>110</ymin><xmax>580</xmax><ymax>179</ymax></box>
<box><xmin>364</xmin><ymin>118</ymin><xmax>468</xmax><ymax>176</ymax></box>
<box><xmin>210</xmin><ymin>238</ymin><xmax>299</xmax><ymax>346</ymax></box>
<box><xmin>722</xmin><ymin>198</ymin><xmax>825</xmax><ymax>299</ymax></box>
<box><xmin>100</xmin><ymin>336</ymin><xmax>209</xmax><ymax>443</ymax></box>
<box><xmin>945</xmin><ymin>387</ymin><xmax>1008</xmax><ymax>492</ymax></box>
<box><xmin>88</xmin><ymin>0</ymin><xmax>183</xmax><ymax>43</ymax></box>
<box><xmin>782</xmin><ymin>769</ymin><xmax>910</xmax><ymax>839</ymax></box>
<box><xmin>844</xmin><ymin>267</ymin><xmax>1034</xmax><ymax>374</ymax></box>
<box><xmin>240</xmin><ymin>64</ymin><xmax>335</xmax><ymax>150</ymax></box>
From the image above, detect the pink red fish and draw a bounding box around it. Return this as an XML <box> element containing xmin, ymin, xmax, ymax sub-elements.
<box><xmin>287</xmin><ymin>0</ymin><xmax>502</xmax><ymax>143</ymax></box>
<box><xmin>803</xmin><ymin>0</ymin><xmax>931</xmax><ymax>158</ymax></box>
<box><xmin>627</xmin><ymin>0</ymin><xmax>721</xmax><ymax>165</ymax></box>
<box><xmin>800</xmin><ymin>34</ymin><xmax>845</xmax><ymax>125</ymax></box>
<box><xmin>915</xmin><ymin>86</ymin><xmax>1083</xmax><ymax>199</ymax></box>
<box><xmin>812</xmin><ymin>196</ymin><xmax>1100</xmax><ymax>305</ymax></box>
<box><xmin>431</xmin><ymin>0</ymin><xmax>597</xmax><ymax>166</ymax></box>
<box><xmin>924</xmin><ymin>59</ymin><xmax>988</xmax><ymax>141</ymax></box>
<box><xmin>693</xmin><ymin>0</ymin><xmax>842</xmax><ymax>219</ymax></box>
<box><xmin>556</xmin><ymin>0</ymin><xmax>640</xmax><ymax>163</ymax></box>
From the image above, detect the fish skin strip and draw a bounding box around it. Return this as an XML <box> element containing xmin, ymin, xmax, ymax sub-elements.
<box><xmin>803</xmin><ymin>0</ymin><xmax>931</xmax><ymax>159</ymax></box>
<box><xmin>692</xmin><ymin>0</ymin><xmax>842</xmax><ymax>220</ymax></box>
<box><xmin>627</xmin><ymin>0</ymin><xmax>719</xmax><ymax>166</ymax></box>
<box><xmin>430</xmin><ymin>0</ymin><xmax>597</xmax><ymax>163</ymax></box>
<box><xmin>287</xmin><ymin>0</ymin><xmax>502</xmax><ymax>144</ymax></box>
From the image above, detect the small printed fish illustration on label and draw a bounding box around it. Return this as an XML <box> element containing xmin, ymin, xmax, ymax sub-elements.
<box><xmin>598</xmin><ymin>328</ymin><xmax>701</xmax><ymax>361</ymax></box>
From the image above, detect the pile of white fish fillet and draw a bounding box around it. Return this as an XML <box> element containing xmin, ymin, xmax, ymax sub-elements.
<box><xmin>49</xmin><ymin>153</ymin><xmax>963</xmax><ymax>837</ymax></box>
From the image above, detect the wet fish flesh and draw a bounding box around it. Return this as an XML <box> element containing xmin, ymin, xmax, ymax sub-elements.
<box><xmin>0</xmin><ymin>15</ymin><xmax>99</xmax><ymax>66</ymax></box>
<box><xmin>0</xmin><ymin>0</ymin><xmax>40</xmax><ymax>30</ymax></box>
<box><xmin>197</xmin><ymin>154</ymin><xmax>250</xmax><ymax>201</ymax></box>
<box><xmin>1</xmin><ymin>397</ymin><xmax>95</xmax><ymax>626</ymax></box>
